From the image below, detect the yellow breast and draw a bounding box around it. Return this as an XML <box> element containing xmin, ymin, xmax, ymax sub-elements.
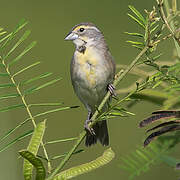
<box><xmin>76</xmin><ymin>48</ymin><xmax>98</xmax><ymax>87</ymax></box>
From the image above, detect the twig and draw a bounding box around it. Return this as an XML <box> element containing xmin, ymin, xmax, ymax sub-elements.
<box><xmin>164</xmin><ymin>0</ymin><xmax>180</xmax><ymax>58</ymax></box>
<box><xmin>116</xmin><ymin>60</ymin><xmax>175</xmax><ymax>93</ymax></box>
<box><xmin>157</xmin><ymin>0</ymin><xmax>180</xmax><ymax>46</ymax></box>
<box><xmin>172</xmin><ymin>0</ymin><xmax>177</xmax><ymax>14</ymax></box>
<box><xmin>46</xmin><ymin>45</ymin><xmax>149</xmax><ymax>180</ymax></box>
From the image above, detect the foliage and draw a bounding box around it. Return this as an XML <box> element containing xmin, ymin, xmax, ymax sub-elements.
<box><xmin>118</xmin><ymin>1</ymin><xmax>180</xmax><ymax>179</ymax></box>
<box><xmin>19</xmin><ymin>150</ymin><xmax>46</xmax><ymax>180</ymax></box>
<box><xmin>53</xmin><ymin>148</ymin><xmax>115</xmax><ymax>180</ymax></box>
<box><xmin>120</xmin><ymin>132</ymin><xmax>180</xmax><ymax>179</ymax></box>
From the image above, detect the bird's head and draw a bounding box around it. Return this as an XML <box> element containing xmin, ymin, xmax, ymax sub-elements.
<box><xmin>65</xmin><ymin>22</ymin><xmax>103</xmax><ymax>48</ymax></box>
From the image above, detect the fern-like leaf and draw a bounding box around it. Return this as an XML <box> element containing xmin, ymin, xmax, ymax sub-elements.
<box><xmin>0</xmin><ymin>130</ymin><xmax>33</xmax><ymax>153</ymax></box>
<box><xmin>1</xmin><ymin>19</ymin><xmax>28</xmax><ymax>49</ymax></box>
<box><xmin>119</xmin><ymin>139</ymin><xmax>175</xmax><ymax>179</ymax></box>
<box><xmin>53</xmin><ymin>148</ymin><xmax>115</xmax><ymax>180</ymax></box>
<box><xmin>24</xmin><ymin>78</ymin><xmax>62</xmax><ymax>95</ymax></box>
<box><xmin>8</xmin><ymin>41</ymin><xmax>37</xmax><ymax>66</ymax></box>
<box><xmin>3</xmin><ymin>30</ymin><xmax>31</xmax><ymax>60</ymax></box>
<box><xmin>19</xmin><ymin>150</ymin><xmax>46</xmax><ymax>180</ymax></box>
<box><xmin>21</xmin><ymin>72</ymin><xmax>53</xmax><ymax>85</ymax></box>
<box><xmin>0</xmin><ymin>104</ymin><xmax>25</xmax><ymax>112</ymax></box>
<box><xmin>128</xmin><ymin>5</ymin><xmax>146</xmax><ymax>28</ymax></box>
<box><xmin>23</xmin><ymin>121</ymin><xmax>46</xmax><ymax>180</ymax></box>
<box><xmin>0</xmin><ymin>27</ymin><xmax>6</xmax><ymax>36</ymax></box>
<box><xmin>13</xmin><ymin>61</ymin><xmax>41</xmax><ymax>77</ymax></box>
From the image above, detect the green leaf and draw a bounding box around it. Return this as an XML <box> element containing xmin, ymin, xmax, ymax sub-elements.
<box><xmin>136</xmin><ymin>149</ymin><xmax>150</xmax><ymax>162</ymax></box>
<box><xmin>28</xmin><ymin>102</ymin><xmax>63</xmax><ymax>107</ymax></box>
<box><xmin>19</xmin><ymin>150</ymin><xmax>46</xmax><ymax>180</ymax></box>
<box><xmin>13</xmin><ymin>61</ymin><xmax>41</xmax><ymax>77</ymax></box>
<box><xmin>0</xmin><ymin>106</ymin><xmax>76</xmax><ymax>142</ymax></box>
<box><xmin>0</xmin><ymin>73</ymin><xmax>9</xmax><ymax>77</ymax></box>
<box><xmin>127</xmin><ymin>13</ymin><xmax>145</xmax><ymax>28</ymax></box>
<box><xmin>152</xmin><ymin>81</ymin><xmax>163</xmax><ymax>89</ymax></box>
<box><xmin>125</xmin><ymin>32</ymin><xmax>144</xmax><ymax>38</ymax></box>
<box><xmin>53</xmin><ymin>148</ymin><xmax>115</xmax><ymax>180</ymax></box>
<box><xmin>108</xmin><ymin>112</ymin><xmax>126</xmax><ymax>117</ymax></box>
<box><xmin>132</xmin><ymin>45</ymin><xmax>143</xmax><ymax>50</ymax></box>
<box><xmin>33</xmin><ymin>106</ymin><xmax>76</xmax><ymax>118</ymax></box>
<box><xmin>152</xmin><ymin>53</ymin><xmax>162</xmax><ymax>61</ymax></box>
<box><xmin>168</xmin><ymin>63</ymin><xmax>180</xmax><ymax>72</ymax></box>
<box><xmin>0</xmin><ymin>33</ymin><xmax>11</xmax><ymax>44</ymax></box>
<box><xmin>51</xmin><ymin>149</ymin><xmax>84</xmax><ymax>160</ymax></box>
<box><xmin>23</xmin><ymin>121</ymin><xmax>46</xmax><ymax>180</ymax></box>
<box><xmin>24</xmin><ymin>78</ymin><xmax>62</xmax><ymax>94</ymax></box>
<box><xmin>0</xmin><ymin>30</ymin><xmax>6</xmax><ymax>36</ymax></box>
<box><xmin>126</xmin><ymin>41</ymin><xmax>144</xmax><ymax>45</ymax></box>
<box><xmin>120</xmin><ymin>156</ymin><xmax>137</xmax><ymax>172</ymax></box>
<box><xmin>144</xmin><ymin>15</ymin><xmax>149</xmax><ymax>43</ymax></box>
<box><xmin>0</xmin><ymin>130</ymin><xmax>33</xmax><ymax>153</ymax></box>
<box><xmin>0</xmin><ymin>63</ymin><xmax>5</xmax><ymax>67</ymax></box>
<box><xmin>30</xmin><ymin>78</ymin><xmax>61</xmax><ymax>92</ymax></box>
<box><xmin>150</xmin><ymin>24</ymin><xmax>159</xmax><ymax>34</ymax></box>
<box><xmin>21</xmin><ymin>72</ymin><xmax>53</xmax><ymax>85</ymax></box>
<box><xmin>113</xmin><ymin>107</ymin><xmax>135</xmax><ymax>116</ymax></box>
<box><xmin>3</xmin><ymin>30</ymin><xmax>31</xmax><ymax>60</ymax></box>
<box><xmin>45</xmin><ymin>137</ymin><xmax>77</xmax><ymax>145</ymax></box>
<box><xmin>0</xmin><ymin>93</ymin><xmax>20</xmax><ymax>100</ymax></box>
<box><xmin>0</xmin><ymin>104</ymin><xmax>25</xmax><ymax>112</ymax></box>
<box><xmin>160</xmin><ymin>155</ymin><xmax>180</xmax><ymax>167</ymax></box>
<box><xmin>0</xmin><ymin>119</ymin><xmax>30</xmax><ymax>143</ymax></box>
<box><xmin>1</xmin><ymin>19</ymin><xmax>28</xmax><ymax>49</ymax></box>
<box><xmin>8</xmin><ymin>41</ymin><xmax>37</xmax><ymax>66</ymax></box>
<box><xmin>119</xmin><ymin>139</ymin><xmax>174</xmax><ymax>179</ymax></box>
<box><xmin>128</xmin><ymin>5</ymin><xmax>146</xmax><ymax>25</ymax></box>
<box><xmin>0</xmin><ymin>83</ymin><xmax>15</xmax><ymax>88</ymax></box>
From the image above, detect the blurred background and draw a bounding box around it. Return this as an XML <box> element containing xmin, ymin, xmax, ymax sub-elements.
<box><xmin>0</xmin><ymin>0</ymin><xmax>179</xmax><ymax>179</ymax></box>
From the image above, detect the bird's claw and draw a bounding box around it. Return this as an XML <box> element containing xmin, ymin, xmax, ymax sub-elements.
<box><xmin>84</xmin><ymin>120</ymin><xmax>96</xmax><ymax>135</ymax></box>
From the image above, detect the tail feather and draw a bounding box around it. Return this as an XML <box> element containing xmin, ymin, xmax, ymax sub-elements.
<box><xmin>85</xmin><ymin>120</ymin><xmax>109</xmax><ymax>147</ymax></box>
<box><xmin>98</xmin><ymin>121</ymin><xmax>109</xmax><ymax>146</ymax></box>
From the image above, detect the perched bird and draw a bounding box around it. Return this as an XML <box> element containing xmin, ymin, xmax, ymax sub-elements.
<box><xmin>65</xmin><ymin>22</ymin><xmax>116</xmax><ymax>146</ymax></box>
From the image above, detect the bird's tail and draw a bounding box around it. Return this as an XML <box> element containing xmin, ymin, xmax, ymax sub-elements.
<box><xmin>85</xmin><ymin>120</ymin><xmax>109</xmax><ymax>147</ymax></box>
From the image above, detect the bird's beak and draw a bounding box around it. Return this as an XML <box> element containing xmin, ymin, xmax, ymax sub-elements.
<box><xmin>64</xmin><ymin>32</ymin><xmax>79</xmax><ymax>41</ymax></box>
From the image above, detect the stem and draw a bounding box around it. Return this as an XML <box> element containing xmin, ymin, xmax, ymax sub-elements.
<box><xmin>172</xmin><ymin>0</ymin><xmax>177</xmax><ymax>14</ymax></box>
<box><xmin>164</xmin><ymin>0</ymin><xmax>180</xmax><ymax>58</ymax></box>
<box><xmin>47</xmin><ymin>45</ymin><xmax>149</xmax><ymax>180</ymax></box>
<box><xmin>1</xmin><ymin>60</ymin><xmax>52</xmax><ymax>172</ymax></box>
<box><xmin>157</xmin><ymin>0</ymin><xmax>180</xmax><ymax>47</ymax></box>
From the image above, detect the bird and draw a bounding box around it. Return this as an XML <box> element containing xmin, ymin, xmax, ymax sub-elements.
<box><xmin>65</xmin><ymin>22</ymin><xmax>116</xmax><ymax>146</ymax></box>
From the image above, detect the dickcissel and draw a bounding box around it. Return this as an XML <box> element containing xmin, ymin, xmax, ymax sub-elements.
<box><xmin>65</xmin><ymin>22</ymin><xmax>116</xmax><ymax>146</ymax></box>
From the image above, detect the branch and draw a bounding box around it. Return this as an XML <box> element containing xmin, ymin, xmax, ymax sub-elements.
<box><xmin>157</xmin><ymin>0</ymin><xmax>180</xmax><ymax>47</ymax></box>
<box><xmin>46</xmin><ymin>45</ymin><xmax>149</xmax><ymax>180</ymax></box>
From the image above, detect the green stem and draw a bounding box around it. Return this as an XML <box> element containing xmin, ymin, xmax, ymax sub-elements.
<box><xmin>46</xmin><ymin>45</ymin><xmax>149</xmax><ymax>180</ymax></box>
<box><xmin>165</xmin><ymin>0</ymin><xmax>180</xmax><ymax>58</ymax></box>
<box><xmin>1</xmin><ymin>59</ymin><xmax>52</xmax><ymax>172</ymax></box>
<box><xmin>158</xmin><ymin>0</ymin><xmax>180</xmax><ymax>56</ymax></box>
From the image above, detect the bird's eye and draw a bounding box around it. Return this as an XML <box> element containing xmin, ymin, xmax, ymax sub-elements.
<box><xmin>79</xmin><ymin>28</ymin><xmax>85</xmax><ymax>32</ymax></box>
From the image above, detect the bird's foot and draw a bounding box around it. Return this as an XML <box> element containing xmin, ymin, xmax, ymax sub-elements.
<box><xmin>84</xmin><ymin>118</ymin><xmax>96</xmax><ymax>135</ymax></box>
<box><xmin>108</xmin><ymin>84</ymin><xmax>116</xmax><ymax>97</ymax></box>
